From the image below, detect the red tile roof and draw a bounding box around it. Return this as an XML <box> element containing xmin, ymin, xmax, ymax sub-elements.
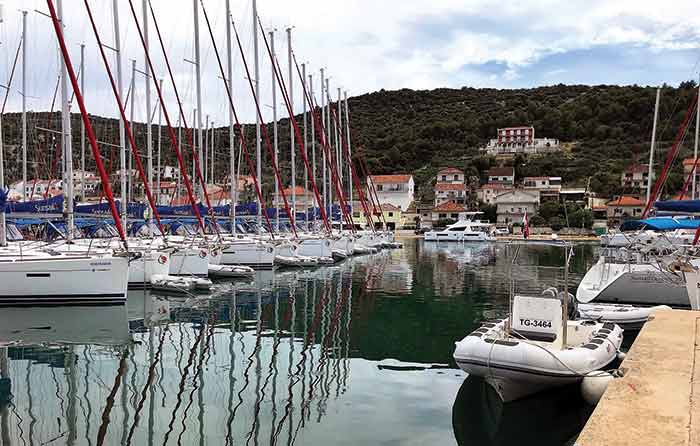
<box><xmin>437</xmin><ymin>167</ymin><xmax>464</xmax><ymax>175</ymax></box>
<box><xmin>624</xmin><ymin>164</ymin><xmax>648</xmax><ymax>174</ymax></box>
<box><xmin>488</xmin><ymin>167</ymin><xmax>514</xmax><ymax>177</ymax></box>
<box><xmin>607</xmin><ymin>196</ymin><xmax>644</xmax><ymax>206</ymax></box>
<box><xmin>282</xmin><ymin>185</ymin><xmax>312</xmax><ymax>196</ymax></box>
<box><xmin>369</xmin><ymin>174</ymin><xmax>412</xmax><ymax>184</ymax></box>
<box><xmin>380</xmin><ymin>203</ymin><xmax>401</xmax><ymax>211</ymax></box>
<box><xmin>434</xmin><ymin>183</ymin><xmax>466</xmax><ymax>191</ymax></box>
<box><xmin>432</xmin><ymin>201</ymin><xmax>467</xmax><ymax>212</ymax></box>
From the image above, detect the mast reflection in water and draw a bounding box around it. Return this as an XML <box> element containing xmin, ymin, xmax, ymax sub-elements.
<box><xmin>0</xmin><ymin>239</ymin><xmax>598</xmax><ymax>445</ymax></box>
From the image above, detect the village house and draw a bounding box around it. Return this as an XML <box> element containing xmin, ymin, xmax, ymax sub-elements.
<box><xmin>487</xmin><ymin>167</ymin><xmax>515</xmax><ymax>186</ymax></box>
<box><xmin>367</xmin><ymin>174</ymin><xmax>414</xmax><ymax>211</ymax></box>
<box><xmin>523</xmin><ymin>176</ymin><xmax>561</xmax><ymax>201</ymax></box>
<box><xmin>436</xmin><ymin>167</ymin><xmax>465</xmax><ymax>184</ymax></box>
<box><xmin>621</xmin><ymin>164</ymin><xmax>653</xmax><ymax>190</ymax></box>
<box><xmin>606</xmin><ymin>196</ymin><xmax>645</xmax><ymax>226</ymax></box>
<box><xmin>494</xmin><ymin>190</ymin><xmax>539</xmax><ymax>224</ymax></box>
<box><xmin>481</xmin><ymin>126</ymin><xmax>560</xmax><ymax>156</ymax></box>
<box><xmin>351</xmin><ymin>202</ymin><xmax>404</xmax><ymax>230</ymax></box>
<box><xmin>476</xmin><ymin>183</ymin><xmax>512</xmax><ymax>205</ymax></box>
<box><xmin>281</xmin><ymin>186</ymin><xmax>318</xmax><ymax>213</ymax></box>
<box><xmin>431</xmin><ymin>201</ymin><xmax>471</xmax><ymax>224</ymax></box>
<box><xmin>10</xmin><ymin>179</ymin><xmax>63</xmax><ymax>200</ymax></box>
<box><xmin>682</xmin><ymin>158</ymin><xmax>700</xmax><ymax>187</ymax></box>
<box><xmin>433</xmin><ymin>167</ymin><xmax>467</xmax><ymax>206</ymax></box>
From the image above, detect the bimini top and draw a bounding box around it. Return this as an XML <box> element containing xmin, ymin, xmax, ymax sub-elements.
<box><xmin>620</xmin><ymin>217</ymin><xmax>700</xmax><ymax>231</ymax></box>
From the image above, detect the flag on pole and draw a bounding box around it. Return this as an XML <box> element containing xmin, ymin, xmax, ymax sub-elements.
<box><xmin>523</xmin><ymin>209</ymin><xmax>529</xmax><ymax>239</ymax></box>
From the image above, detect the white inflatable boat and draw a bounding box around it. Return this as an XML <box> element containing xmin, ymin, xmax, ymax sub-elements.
<box><xmin>454</xmin><ymin>294</ymin><xmax>624</xmax><ymax>402</ymax></box>
<box><xmin>208</xmin><ymin>264</ymin><xmax>255</xmax><ymax>279</ymax></box>
<box><xmin>577</xmin><ymin>303</ymin><xmax>671</xmax><ymax>330</ymax></box>
<box><xmin>150</xmin><ymin>274</ymin><xmax>195</xmax><ymax>294</ymax></box>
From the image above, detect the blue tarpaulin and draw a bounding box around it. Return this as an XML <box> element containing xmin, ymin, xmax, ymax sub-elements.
<box><xmin>5</xmin><ymin>195</ymin><xmax>63</xmax><ymax>214</ymax></box>
<box><xmin>654</xmin><ymin>200</ymin><xmax>700</xmax><ymax>213</ymax></box>
<box><xmin>620</xmin><ymin>217</ymin><xmax>700</xmax><ymax>231</ymax></box>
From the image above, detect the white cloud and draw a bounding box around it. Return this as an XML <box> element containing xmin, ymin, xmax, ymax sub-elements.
<box><xmin>0</xmin><ymin>0</ymin><xmax>698</xmax><ymax>125</ymax></box>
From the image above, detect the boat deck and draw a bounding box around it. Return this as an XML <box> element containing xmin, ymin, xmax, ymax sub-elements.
<box><xmin>576</xmin><ymin>309</ymin><xmax>699</xmax><ymax>446</ymax></box>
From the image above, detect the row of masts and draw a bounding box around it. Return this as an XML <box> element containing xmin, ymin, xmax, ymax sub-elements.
<box><xmin>0</xmin><ymin>0</ymin><xmax>380</xmax><ymax>248</ymax></box>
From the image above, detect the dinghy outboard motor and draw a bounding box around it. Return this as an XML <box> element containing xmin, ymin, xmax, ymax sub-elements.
<box><xmin>558</xmin><ymin>291</ymin><xmax>577</xmax><ymax>320</ymax></box>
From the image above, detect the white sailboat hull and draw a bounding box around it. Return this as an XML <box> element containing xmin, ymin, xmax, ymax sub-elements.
<box><xmin>220</xmin><ymin>241</ymin><xmax>276</xmax><ymax>268</ymax></box>
<box><xmin>0</xmin><ymin>254</ymin><xmax>129</xmax><ymax>305</ymax></box>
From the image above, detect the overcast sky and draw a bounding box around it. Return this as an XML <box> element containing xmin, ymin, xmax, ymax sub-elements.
<box><xmin>1</xmin><ymin>0</ymin><xmax>699</xmax><ymax>126</ymax></box>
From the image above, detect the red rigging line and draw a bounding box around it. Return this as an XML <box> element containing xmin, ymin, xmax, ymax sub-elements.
<box><xmin>192</xmin><ymin>6</ymin><xmax>274</xmax><ymax>237</ymax></box>
<box><xmin>305</xmin><ymin>92</ymin><xmax>356</xmax><ymax>231</ymax></box>
<box><xmin>225</xmin><ymin>11</ymin><xmax>297</xmax><ymax>237</ymax></box>
<box><xmin>124</xmin><ymin>0</ymin><xmax>206</xmax><ymax>233</ymax></box>
<box><xmin>83</xmin><ymin>0</ymin><xmax>163</xmax><ymax>234</ymax></box>
<box><xmin>327</xmin><ymin>98</ymin><xmax>376</xmax><ymax>231</ymax></box>
<box><xmin>145</xmin><ymin>0</ymin><xmax>221</xmax><ymax>236</ymax></box>
<box><xmin>677</xmin><ymin>100</ymin><xmax>700</xmax><ymax>200</ymax></box>
<box><xmin>643</xmin><ymin>91</ymin><xmax>699</xmax><ymax>217</ymax></box>
<box><xmin>358</xmin><ymin>153</ymin><xmax>389</xmax><ymax>228</ymax></box>
<box><xmin>46</xmin><ymin>0</ymin><xmax>127</xmax><ymax>246</ymax></box>
<box><xmin>277</xmin><ymin>42</ymin><xmax>354</xmax><ymax>232</ymax></box>
<box><xmin>256</xmin><ymin>17</ymin><xmax>332</xmax><ymax>233</ymax></box>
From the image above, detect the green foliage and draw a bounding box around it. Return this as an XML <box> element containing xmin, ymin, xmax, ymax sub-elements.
<box><xmin>529</xmin><ymin>214</ymin><xmax>547</xmax><ymax>226</ymax></box>
<box><xmin>549</xmin><ymin>216</ymin><xmax>565</xmax><ymax>231</ymax></box>
<box><xmin>478</xmin><ymin>203</ymin><xmax>497</xmax><ymax>223</ymax></box>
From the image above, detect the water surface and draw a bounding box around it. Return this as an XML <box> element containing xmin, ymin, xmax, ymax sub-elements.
<box><xmin>0</xmin><ymin>239</ymin><xmax>599</xmax><ymax>445</ymax></box>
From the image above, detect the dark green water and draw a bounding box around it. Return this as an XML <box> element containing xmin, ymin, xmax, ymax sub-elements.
<box><xmin>0</xmin><ymin>239</ymin><xmax>599</xmax><ymax>446</ymax></box>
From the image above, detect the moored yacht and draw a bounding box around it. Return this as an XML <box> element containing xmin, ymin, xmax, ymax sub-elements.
<box><xmin>424</xmin><ymin>213</ymin><xmax>495</xmax><ymax>242</ymax></box>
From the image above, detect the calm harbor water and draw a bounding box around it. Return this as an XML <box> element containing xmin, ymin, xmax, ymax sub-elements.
<box><xmin>0</xmin><ymin>239</ymin><xmax>600</xmax><ymax>446</ymax></box>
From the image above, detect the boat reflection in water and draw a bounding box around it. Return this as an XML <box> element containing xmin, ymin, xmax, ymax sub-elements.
<box><xmin>0</xmin><ymin>265</ymin><xmax>355</xmax><ymax>446</ymax></box>
<box><xmin>452</xmin><ymin>376</ymin><xmax>593</xmax><ymax>446</ymax></box>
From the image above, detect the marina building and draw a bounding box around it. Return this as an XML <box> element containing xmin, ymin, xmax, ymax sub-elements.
<box><xmin>367</xmin><ymin>174</ymin><xmax>415</xmax><ymax>211</ymax></box>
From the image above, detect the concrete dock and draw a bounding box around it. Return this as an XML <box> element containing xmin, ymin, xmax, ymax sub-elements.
<box><xmin>576</xmin><ymin>309</ymin><xmax>699</xmax><ymax>446</ymax></box>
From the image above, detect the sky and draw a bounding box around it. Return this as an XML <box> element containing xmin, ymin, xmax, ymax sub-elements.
<box><xmin>0</xmin><ymin>0</ymin><xmax>699</xmax><ymax>126</ymax></box>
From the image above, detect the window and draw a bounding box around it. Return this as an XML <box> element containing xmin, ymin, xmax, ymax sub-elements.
<box><xmin>353</xmin><ymin>212</ymin><xmax>360</xmax><ymax>218</ymax></box>
<box><xmin>441</xmin><ymin>175</ymin><xmax>447</xmax><ymax>181</ymax></box>
<box><xmin>388</xmin><ymin>212</ymin><xmax>394</xmax><ymax>217</ymax></box>
<box><xmin>453</xmin><ymin>175</ymin><xmax>458</xmax><ymax>181</ymax></box>
<box><xmin>439</xmin><ymin>213</ymin><xmax>447</xmax><ymax>218</ymax></box>
<box><xmin>377</xmin><ymin>185</ymin><xmax>383</xmax><ymax>191</ymax></box>
<box><xmin>451</xmin><ymin>213</ymin><xmax>458</xmax><ymax>219</ymax></box>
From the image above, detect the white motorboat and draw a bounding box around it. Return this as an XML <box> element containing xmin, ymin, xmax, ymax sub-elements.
<box><xmin>0</xmin><ymin>249</ymin><xmax>129</xmax><ymax>305</ymax></box>
<box><xmin>424</xmin><ymin>213</ymin><xmax>496</xmax><ymax>242</ymax></box>
<box><xmin>576</xmin><ymin>253</ymin><xmax>689</xmax><ymax>307</ymax></box>
<box><xmin>454</xmin><ymin>294</ymin><xmax>623</xmax><ymax>402</ymax></box>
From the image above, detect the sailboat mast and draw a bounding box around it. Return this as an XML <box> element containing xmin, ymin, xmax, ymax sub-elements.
<box><xmin>129</xmin><ymin>59</ymin><xmax>136</xmax><ymax>205</ymax></box>
<box><xmin>156</xmin><ymin>79</ymin><xmax>163</xmax><ymax>204</ymax></box>
<box><xmin>271</xmin><ymin>30</ymin><xmax>279</xmax><ymax>231</ymax></box>
<box><xmin>204</xmin><ymin>114</ymin><xmax>209</xmax><ymax>184</ymax></box>
<box><xmin>225</xmin><ymin>0</ymin><xmax>236</xmax><ymax>231</ymax></box>
<box><xmin>326</xmin><ymin>77</ymin><xmax>332</xmax><ymax>216</ymax></box>
<box><xmin>144</xmin><ymin>0</ymin><xmax>153</xmax><ymax>221</ymax></box>
<box><xmin>0</xmin><ymin>93</ymin><xmax>5</xmax><ymax>247</ymax></box>
<box><xmin>694</xmin><ymin>78</ymin><xmax>700</xmax><ymax>200</ymax></box>
<box><xmin>646</xmin><ymin>88</ymin><xmax>660</xmax><ymax>205</ymax></box>
<box><xmin>344</xmin><ymin>91</ymin><xmax>352</xmax><ymax>218</ymax></box>
<box><xmin>309</xmin><ymin>73</ymin><xmax>315</xmax><ymax>228</ymax></box>
<box><xmin>113</xmin><ymin>0</ymin><xmax>127</xmax><ymax>228</ymax></box>
<box><xmin>253</xmin><ymin>0</ymin><xmax>262</xmax><ymax>234</ymax></box>
<box><xmin>302</xmin><ymin>62</ymin><xmax>308</xmax><ymax>231</ymax></box>
<box><xmin>79</xmin><ymin>43</ymin><xmax>86</xmax><ymax>202</ymax></box>
<box><xmin>58</xmin><ymin>0</ymin><xmax>74</xmax><ymax>240</ymax></box>
<box><xmin>320</xmin><ymin>68</ymin><xmax>327</xmax><ymax>217</ymax></box>
<box><xmin>21</xmin><ymin>10</ymin><xmax>27</xmax><ymax>201</ymax></box>
<box><xmin>287</xmin><ymin>28</ymin><xmax>296</xmax><ymax>223</ymax></box>
<box><xmin>193</xmin><ymin>0</ymin><xmax>204</xmax><ymax>200</ymax></box>
<box><xmin>337</xmin><ymin>87</ymin><xmax>342</xmax><ymax>208</ymax></box>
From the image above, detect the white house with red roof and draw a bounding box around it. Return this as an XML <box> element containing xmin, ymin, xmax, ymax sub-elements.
<box><xmin>476</xmin><ymin>183</ymin><xmax>512</xmax><ymax>205</ymax></box>
<box><xmin>367</xmin><ymin>174</ymin><xmax>414</xmax><ymax>211</ymax></box>
<box><xmin>434</xmin><ymin>167</ymin><xmax>467</xmax><ymax>206</ymax></box>
<box><xmin>621</xmin><ymin>164</ymin><xmax>653</xmax><ymax>190</ymax></box>
<box><xmin>606</xmin><ymin>196</ymin><xmax>645</xmax><ymax>225</ymax></box>
<box><xmin>495</xmin><ymin>190</ymin><xmax>539</xmax><ymax>224</ymax></box>
<box><xmin>431</xmin><ymin>201</ymin><xmax>471</xmax><ymax>222</ymax></box>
